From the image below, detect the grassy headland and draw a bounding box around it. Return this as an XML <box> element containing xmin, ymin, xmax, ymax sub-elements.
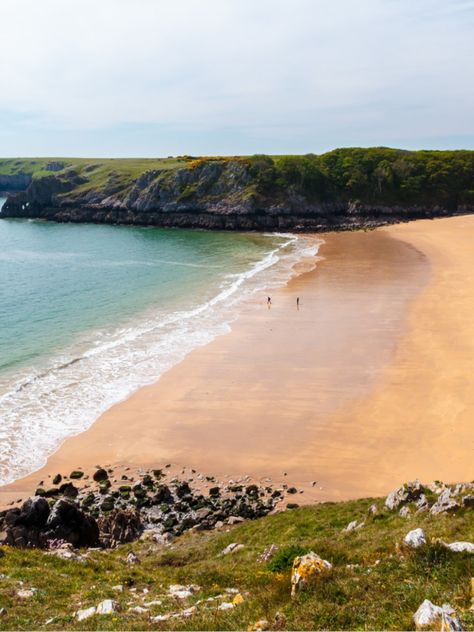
<box><xmin>0</xmin><ymin>494</ymin><xmax>473</xmax><ymax>630</ymax></box>
<box><xmin>1</xmin><ymin>149</ymin><xmax>474</xmax><ymax>230</ymax></box>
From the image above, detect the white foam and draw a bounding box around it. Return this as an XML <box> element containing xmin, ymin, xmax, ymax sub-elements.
<box><xmin>0</xmin><ymin>233</ymin><xmax>323</xmax><ymax>486</ymax></box>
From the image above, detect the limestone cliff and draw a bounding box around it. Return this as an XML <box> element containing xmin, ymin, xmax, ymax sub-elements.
<box><xmin>2</xmin><ymin>150</ymin><xmax>474</xmax><ymax>230</ymax></box>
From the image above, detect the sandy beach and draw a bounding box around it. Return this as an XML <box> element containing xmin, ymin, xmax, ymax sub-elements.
<box><xmin>1</xmin><ymin>215</ymin><xmax>473</xmax><ymax>506</ymax></box>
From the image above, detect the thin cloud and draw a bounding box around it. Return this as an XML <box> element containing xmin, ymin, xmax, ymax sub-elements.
<box><xmin>0</xmin><ymin>0</ymin><xmax>473</xmax><ymax>155</ymax></box>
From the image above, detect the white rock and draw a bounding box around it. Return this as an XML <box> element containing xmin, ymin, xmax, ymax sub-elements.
<box><xmin>96</xmin><ymin>599</ymin><xmax>119</xmax><ymax>615</ymax></box>
<box><xmin>154</xmin><ymin>532</ymin><xmax>174</xmax><ymax>546</ymax></box>
<box><xmin>144</xmin><ymin>600</ymin><xmax>163</xmax><ymax>607</ymax></box>
<box><xmin>151</xmin><ymin>614</ymin><xmax>171</xmax><ymax>622</ymax></box>
<box><xmin>413</xmin><ymin>599</ymin><xmax>464</xmax><ymax>631</ymax></box>
<box><xmin>47</xmin><ymin>547</ymin><xmax>87</xmax><ymax>562</ymax></box>
<box><xmin>221</xmin><ymin>542</ymin><xmax>245</xmax><ymax>555</ymax></box>
<box><xmin>170</xmin><ymin>589</ymin><xmax>193</xmax><ymax>599</ymax></box>
<box><xmin>168</xmin><ymin>584</ymin><xmax>200</xmax><ymax>599</ymax></box>
<box><xmin>344</xmin><ymin>519</ymin><xmax>365</xmax><ymax>532</ymax></box>
<box><xmin>224</xmin><ymin>588</ymin><xmax>240</xmax><ymax>594</ymax></box>
<box><xmin>386</xmin><ymin>480</ymin><xmax>424</xmax><ymax>510</ymax></box>
<box><xmin>427</xmin><ymin>481</ymin><xmax>447</xmax><ymax>494</ymax></box>
<box><xmin>416</xmin><ymin>494</ymin><xmax>429</xmax><ymax>508</ymax></box>
<box><xmin>227</xmin><ymin>516</ymin><xmax>244</xmax><ymax>525</ymax></box>
<box><xmin>218</xmin><ymin>602</ymin><xmax>235</xmax><ymax>611</ymax></box>
<box><xmin>181</xmin><ymin>606</ymin><xmax>197</xmax><ymax>617</ymax></box>
<box><xmin>344</xmin><ymin>520</ymin><xmax>359</xmax><ymax>532</ymax></box>
<box><xmin>445</xmin><ymin>541</ymin><xmax>474</xmax><ymax>553</ymax></box>
<box><xmin>430</xmin><ymin>489</ymin><xmax>460</xmax><ymax>515</ymax></box>
<box><xmin>399</xmin><ymin>506</ymin><xmax>411</xmax><ymax>518</ymax></box>
<box><xmin>76</xmin><ymin>606</ymin><xmax>97</xmax><ymax>621</ymax></box>
<box><xmin>111</xmin><ymin>584</ymin><xmax>123</xmax><ymax>592</ymax></box>
<box><xmin>128</xmin><ymin>606</ymin><xmax>148</xmax><ymax>613</ymax></box>
<box><xmin>404</xmin><ymin>528</ymin><xmax>427</xmax><ymax>549</ymax></box>
<box><xmin>17</xmin><ymin>588</ymin><xmax>36</xmax><ymax>599</ymax></box>
<box><xmin>126</xmin><ymin>551</ymin><xmax>140</xmax><ymax>564</ymax></box>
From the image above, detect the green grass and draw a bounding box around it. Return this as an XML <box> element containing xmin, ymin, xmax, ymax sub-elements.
<box><xmin>0</xmin><ymin>157</ymin><xmax>185</xmax><ymax>175</ymax></box>
<box><xmin>0</xmin><ymin>157</ymin><xmax>189</xmax><ymax>193</ymax></box>
<box><xmin>1</xmin><ymin>497</ymin><xmax>473</xmax><ymax>630</ymax></box>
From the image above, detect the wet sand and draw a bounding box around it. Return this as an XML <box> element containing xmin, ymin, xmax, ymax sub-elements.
<box><xmin>2</xmin><ymin>216</ymin><xmax>473</xmax><ymax>506</ymax></box>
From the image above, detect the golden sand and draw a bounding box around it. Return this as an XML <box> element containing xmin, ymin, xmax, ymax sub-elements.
<box><xmin>1</xmin><ymin>215</ymin><xmax>473</xmax><ymax>506</ymax></box>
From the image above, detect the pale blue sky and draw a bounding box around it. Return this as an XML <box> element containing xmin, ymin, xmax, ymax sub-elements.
<box><xmin>1</xmin><ymin>0</ymin><xmax>473</xmax><ymax>157</ymax></box>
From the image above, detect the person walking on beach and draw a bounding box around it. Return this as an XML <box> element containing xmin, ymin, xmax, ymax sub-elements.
<box><xmin>296</xmin><ymin>297</ymin><xmax>300</xmax><ymax>309</ymax></box>
<box><xmin>267</xmin><ymin>296</ymin><xmax>272</xmax><ymax>307</ymax></box>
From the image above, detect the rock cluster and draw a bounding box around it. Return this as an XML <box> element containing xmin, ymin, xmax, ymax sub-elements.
<box><xmin>76</xmin><ymin>599</ymin><xmax>120</xmax><ymax>621</ymax></box>
<box><xmin>384</xmin><ymin>480</ymin><xmax>474</xmax><ymax>516</ymax></box>
<box><xmin>0</xmin><ymin>467</ymin><xmax>285</xmax><ymax>549</ymax></box>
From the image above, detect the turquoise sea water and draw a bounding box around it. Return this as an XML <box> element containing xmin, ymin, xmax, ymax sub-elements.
<box><xmin>0</xmin><ymin>199</ymin><xmax>318</xmax><ymax>484</ymax></box>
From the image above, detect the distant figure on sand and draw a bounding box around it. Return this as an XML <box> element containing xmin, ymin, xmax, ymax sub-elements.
<box><xmin>267</xmin><ymin>296</ymin><xmax>272</xmax><ymax>308</ymax></box>
<box><xmin>296</xmin><ymin>297</ymin><xmax>300</xmax><ymax>309</ymax></box>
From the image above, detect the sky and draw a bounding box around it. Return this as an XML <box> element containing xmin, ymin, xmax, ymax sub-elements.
<box><xmin>1</xmin><ymin>0</ymin><xmax>473</xmax><ymax>157</ymax></box>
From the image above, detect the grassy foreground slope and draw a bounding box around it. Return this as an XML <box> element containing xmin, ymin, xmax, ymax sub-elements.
<box><xmin>0</xmin><ymin>497</ymin><xmax>473</xmax><ymax>631</ymax></box>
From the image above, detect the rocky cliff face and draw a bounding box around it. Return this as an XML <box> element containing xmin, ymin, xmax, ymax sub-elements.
<box><xmin>0</xmin><ymin>173</ymin><xmax>33</xmax><ymax>194</ymax></box>
<box><xmin>1</xmin><ymin>158</ymin><xmax>472</xmax><ymax>231</ymax></box>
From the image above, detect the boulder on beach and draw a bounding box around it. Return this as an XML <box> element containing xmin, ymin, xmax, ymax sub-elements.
<box><xmin>93</xmin><ymin>468</ymin><xmax>108</xmax><ymax>483</ymax></box>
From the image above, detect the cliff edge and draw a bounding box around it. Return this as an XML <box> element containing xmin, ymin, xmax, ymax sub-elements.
<box><xmin>2</xmin><ymin>148</ymin><xmax>474</xmax><ymax>230</ymax></box>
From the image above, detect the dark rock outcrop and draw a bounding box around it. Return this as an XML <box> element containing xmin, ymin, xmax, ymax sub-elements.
<box><xmin>93</xmin><ymin>468</ymin><xmax>108</xmax><ymax>483</ymax></box>
<box><xmin>1</xmin><ymin>497</ymin><xmax>99</xmax><ymax>548</ymax></box>
<box><xmin>0</xmin><ymin>173</ymin><xmax>32</xmax><ymax>193</ymax></box>
<box><xmin>44</xmin><ymin>499</ymin><xmax>100</xmax><ymax>547</ymax></box>
<box><xmin>97</xmin><ymin>509</ymin><xmax>142</xmax><ymax>547</ymax></box>
<box><xmin>0</xmin><ymin>466</ymin><xmax>284</xmax><ymax>549</ymax></box>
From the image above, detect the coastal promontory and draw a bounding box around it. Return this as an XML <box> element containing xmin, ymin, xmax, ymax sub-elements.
<box><xmin>2</xmin><ymin>148</ymin><xmax>474</xmax><ymax>230</ymax></box>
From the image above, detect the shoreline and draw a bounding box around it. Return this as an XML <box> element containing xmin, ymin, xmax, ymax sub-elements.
<box><xmin>0</xmin><ymin>229</ymin><xmax>315</xmax><ymax>490</ymax></box>
<box><xmin>1</xmin><ymin>216</ymin><xmax>473</xmax><ymax>507</ymax></box>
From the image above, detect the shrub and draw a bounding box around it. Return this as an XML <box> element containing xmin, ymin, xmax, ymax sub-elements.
<box><xmin>268</xmin><ymin>545</ymin><xmax>309</xmax><ymax>572</ymax></box>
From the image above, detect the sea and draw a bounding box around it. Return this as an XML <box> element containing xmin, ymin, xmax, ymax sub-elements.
<box><xmin>0</xmin><ymin>198</ymin><xmax>320</xmax><ymax>486</ymax></box>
